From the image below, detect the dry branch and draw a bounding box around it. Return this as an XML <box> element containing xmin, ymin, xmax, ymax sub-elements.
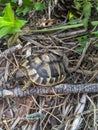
<box><xmin>1</xmin><ymin>83</ymin><xmax>98</xmax><ymax>98</ymax></box>
<box><xmin>0</xmin><ymin>44</ymin><xmax>22</xmax><ymax>60</ymax></box>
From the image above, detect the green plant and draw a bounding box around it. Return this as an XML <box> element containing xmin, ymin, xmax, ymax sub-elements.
<box><xmin>82</xmin><ymin>1</ymin><xmax>92</xmax><ymax>29</ymax></box>
<box><xmin>0</xmin><ymin>3</ymin><xmax>26</xmax><ymax>38</ymax></box>
<box><xmin>15</xmin><ymin>1</ymin><xmax>46</xmax><ymax>16</ymax></box>
<box><xmin>76</xmin><ymin>35</ymin><xmax>89</xmax><ymax>53</ymax></box>
<box><xmin>74</xmin><ymin>0</ymin><xmax>98</xmax><ymax>29</ymax></box>
<box><xmin>22</xmin><ymin>0</ymin><xmax>46</xmax><ymax>11</ymax></box>
<box><xmin>33</xmin><ymin>2</ymin><xmax>47</xmax><ymax>11</ymax></box>
<box><xmin>16</xmin><ymin>6</ymin><xmax>31</xmax><ymax>16</ymax></box>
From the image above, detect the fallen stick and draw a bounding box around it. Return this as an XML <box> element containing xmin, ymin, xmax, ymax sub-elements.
<box><xmin>0</xmin><ymin>44</ymin><xmax>22</xmax><ymax>60</ymax></box>
<box><xmin>1</xmin><ymin>83</ymin><xmax>98</xmax><ymax>98</ymax></box>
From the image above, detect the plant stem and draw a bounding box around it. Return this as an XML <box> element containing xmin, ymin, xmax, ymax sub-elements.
<box><xmin>32</xmin><ymin>21</ymin><xmax>98</xmax><ymax>33</ymax></box>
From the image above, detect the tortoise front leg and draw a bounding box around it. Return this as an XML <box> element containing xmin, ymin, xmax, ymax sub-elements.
<box><xmin>22</xmin><ymin>80</ymin><xmax>32</xmax><ymax>91</ymax></box>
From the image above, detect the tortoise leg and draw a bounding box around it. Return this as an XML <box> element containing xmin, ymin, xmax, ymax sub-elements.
<box><xmin>22</xmin><ymin>80</ymin><xmax>32</xmax><ymax>91</ymax></box>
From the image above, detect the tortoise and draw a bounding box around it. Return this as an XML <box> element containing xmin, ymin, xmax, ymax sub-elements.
<box><xmin>16</xmin><ymin>51</ymin><xmax>67</xmax><ymax>90</ymax></box>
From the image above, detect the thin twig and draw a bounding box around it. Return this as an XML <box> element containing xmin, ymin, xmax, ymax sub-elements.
<box><xmin>75</xmin><ymin>39</ymin><xmax>92</xmax><ymax>70</ymax></box>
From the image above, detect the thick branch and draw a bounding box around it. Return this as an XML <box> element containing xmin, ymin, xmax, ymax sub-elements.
<box><xmin>1</xmin><ymin>83</ymin><xmax>98</xmax><ymax>98</ymax></box>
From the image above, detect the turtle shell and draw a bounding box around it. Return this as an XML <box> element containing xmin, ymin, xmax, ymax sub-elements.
<box><xmin>24</xmin><ymin>52</ymin><xmax>66</xmax><ymax>86</ymax></box>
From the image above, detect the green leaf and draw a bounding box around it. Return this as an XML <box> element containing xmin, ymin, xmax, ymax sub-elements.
<box><xmin>0</xmin><ymin>17</ymin><xmax>13</xmax><ymax>28</ymax></box>
<box><xmin>76</xmin><ymin>35</ymin><xmax>89</xmax><ymax>53</ymax></box>
<box><xmin>83</xmin><ymin>1</ymin><xmax>92</xmax><ymax>28</ymax></box>
<box><xmin>4</xmin><ymin>3</ymin><xmax>14</xmax><ymax>22</ymax></box>
<box><xmin>92</xmin><ymin>31</ymin><xmax>98</xmax><ymax>37</ymax></box>
<box><xmin>16</xmin><ymin>7</ymin><xmax>31</xmax><ymax>16</ymax></box>
<box><xmin>22</xmin><ymin>0</ymin><xmax>33</xmax><ymax>7</ymax></box>
<box><xmin>74</xmin><ymin>0</ymin><xmax>81</xmax><ymax>10</ymax></box>
<box><xmin>95</xmin><ymin>0</ymin><xmax>98</xmax><ymax>7</ymax></box>
<box><xmin>14</xmin><ymin>19</ymin><xmax>26</xmax><ymax>28</ymax></box>
<box><xmin>11</xmin><ymin>0</ymin><xmax>17</xmax><ymax>3</ymax></box>
<box><xmin>6</xmin><ymin>19</ymin><xmax>26</xmax><ymax>34</ymax></box>
<box><xmin>76</xmin><ymin>35</ymin><xmax>88</xmax><ymax>43</ymax></box>
<box><xmin>76</xmin><ymin>45</ymin><xmax>85</xmax><ymax>53</ymax></box>
<box><xmin>8</xmin><ymin>27</ymin><xmax>20</xmax><ymax>34</ymax></box>
<box><xmin>0</xmin><ymin>0</ymin><xmax>10</xmax><ymax>3</ymax></box>
<box><xmin>34</xmin><ymin>2</ymin><xmax>46</xmax><ymax>11</ymax></box>
<box><xmin>0</xmin><ymin>26</ymin><xmax>11</xmax><ymax>38</ymax></box>
<box><xmin>26</xmin><ymin>113</ymin><xmax>41</xmax><ymax>120</ymax></box>
<box><xmin>0</xmin><ymin>3</ymin><xmax>27</xmax><ymax>38</ymax></box>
